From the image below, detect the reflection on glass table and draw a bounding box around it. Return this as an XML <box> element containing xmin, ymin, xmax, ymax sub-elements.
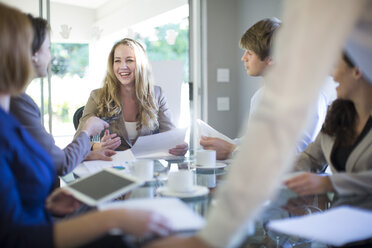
<box><xmin>240</xmin><ymin>191</ymin><xmax>372</xmax><ymax>248</ymax></box>
<box><xmin>62</xmin><ymin>157</ymin><xmax>372</xmax><ymax>247</ymax></box>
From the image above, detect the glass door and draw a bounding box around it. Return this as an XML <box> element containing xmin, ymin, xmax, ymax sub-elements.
<box><xmin>3</xmin><ymin>0</ymin><xmax>191</xmax><ymax>149</ymax></box>
<box><xmin>3</xmin><ymin>0</ymin><xmax>52</xmax><ymax>133</ymax></box>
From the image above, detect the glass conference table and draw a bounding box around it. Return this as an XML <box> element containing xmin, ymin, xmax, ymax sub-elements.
<box><xmin>66</xmin><ymin>157</ymin><xmax>372</xmax><ymax>248</ymax></box>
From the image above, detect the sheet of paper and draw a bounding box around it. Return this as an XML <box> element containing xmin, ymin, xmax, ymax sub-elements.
<box><xmin>73</xmin><ymin>150</ymin><xmax>135</xmax><ymax>178</ymax></box>
<box><xmin>99</xmin><ymin>198</ymin><xmax>205</xmax><ymax>231</ymax></box>
<box><xmin>268</xmin><ymin>206</ymin><xmax>372</xmax><ymax>246</ymax></box>
<box><xmin>131</xmin><ymin>128</ymin><xmax>187</xmax><ymax>158</ymax></box>
<box><xmin>196</xmin><ymin>119</ymin><xmax>234</xmax><ymax>144</ymax></box>
<box><xmin>134</xmin><ymin>152</ymin><xmax>184</xmax><ymax>160</ymax></box>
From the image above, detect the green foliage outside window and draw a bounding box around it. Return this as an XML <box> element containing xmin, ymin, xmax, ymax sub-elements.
<box><xmin>51</xmin><ymin>43</ymin><xmax>89</xmax><ymax>78</ymax></box>
<box><xmin>57</xmin><ymin>102</ymin><xmax>70</xmax><ymax>122</ymax></box>
<box><xmin>42</xmin><ymin>100</ymin><xmax>69</xmax><ymax>123</ymax></box>
<box><xmin>49</xmin><ymin>43</ymin><xmax>89</xmax><ymax>123</ymax></box>
<box><xmin>135</xmin><ymin>22</ymin><xmax>189</xmax><ymax>82</ymax></box>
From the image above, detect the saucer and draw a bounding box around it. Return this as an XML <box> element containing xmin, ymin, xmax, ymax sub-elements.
<box><xmin>156</xmin><ymin>185</ymin><xmax>209</xmax><ymax>198</ymax></box>
<box><xmin>191</xmin><ymin>162</ymin><xmax>227</xmax><ymax>170</ymax></box>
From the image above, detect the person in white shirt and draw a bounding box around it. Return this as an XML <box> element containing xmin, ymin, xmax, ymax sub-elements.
<box><xmin>201</xmin><ymin>17</ymin><xmax>329</xmax><ymax>160</ymax></box>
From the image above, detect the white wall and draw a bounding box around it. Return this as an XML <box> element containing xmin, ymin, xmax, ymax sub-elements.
<box><xmin>236</xmin><ymin>0</ymin><xmax>282</xmax><ymax>135</ymax></box>
<box><xmin>151</xmin><ymin>61</ymin><xmax>184</xmax><ymax>127</ymax></box>
<box><xmin>1</xmin><ymin>0</ymin><xmax>96</xmax><ymax>42</ymax></box>
<box><xmin>204</xmin><ymin>0</ymin><xmax>283</xmax><ymax>138</ymax></box>
<box><xmin>1</xmin><ymin>0</ymin><xmax>39</xmax><ymax>16</ymax></box>
<box><xmin>50</xmin><ymin>2</ymin><xmax>95</xmax><ymax>42</ymax></box>
<box><xmin>2</xmin><ymin>0</ymin><xmax>186</xmax><ymax>43</ymax></box>
<box><xmin>204</xmin><ymin>0</ymin><xmax>239</xmax><ymax>139</ymax></box>
<box><xmin>94</xmin><ymin>0</ymin><xmax>186</xmax><ymax>37</ymax></box>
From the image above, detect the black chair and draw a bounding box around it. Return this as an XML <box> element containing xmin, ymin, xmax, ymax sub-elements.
<box><xmin>73</xmin><ymin>106</ymin><xmax>85</xmax><ymax>130</ymax></box>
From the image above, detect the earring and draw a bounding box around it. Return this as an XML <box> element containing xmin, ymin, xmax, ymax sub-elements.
<box><xmin>32</xmin><ymin>56</ymin><xmax>38</xmax><ymax>63</ymax></box>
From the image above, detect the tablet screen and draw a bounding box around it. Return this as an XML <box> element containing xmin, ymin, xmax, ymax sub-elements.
<box><xmin>69</xmin><ymin>170</ymin><xmax>136</xmax><ymax>200</ymax></box>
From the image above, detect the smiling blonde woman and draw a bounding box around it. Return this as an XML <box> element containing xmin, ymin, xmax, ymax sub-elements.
<box><xmin>77</xmin><ymin>38</ymin><xmax>188</xmax><ymax>155</ymax></box>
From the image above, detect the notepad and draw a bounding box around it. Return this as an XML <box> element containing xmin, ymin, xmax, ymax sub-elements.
<box><xmin>99</xmin><ymin>198</ymin><xmax>205</xmax><ymax>232</ymax></box>
<box><xmin>73</xmin><ymin>150</ymin><xmax>135</xmax><ymax>178</ymax></box>
<box><xmin>268</xmin><ymin>206</ymin><xmax>372</xmax><ymax>246</ymax></box>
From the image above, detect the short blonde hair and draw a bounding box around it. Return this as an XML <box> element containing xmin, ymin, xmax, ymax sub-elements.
<box><xmin>240</xmin><ymin>18</ymin><xmax>281</xmax><ymax>61</ymax></box>
<box><xmin>0</xmin><ymin>3</ymin><xmax>33</xmax><ymax>95</ymax></box>
<box><xmin>97</xmin><ymin>38</ymin><xmax>159</xmax><ymax>131</ymax></box>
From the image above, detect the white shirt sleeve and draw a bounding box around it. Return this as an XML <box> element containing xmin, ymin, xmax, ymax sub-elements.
<box><xmin>250</xmin><ymin>87</ymin><xmax>329</xmax><ymax>154</ymax></box>
<box><xmin>296</xmin><ymin>90</ymin><xmax>328</xmax><ymax>153</ymax></box>
<box><xmin>197</xmin><ymin>1</ymin><xmax>366</xmax><ymax>247</ymax></box>
<box><xmin>248</xmin><ymin>87</ymin><xmax>263</xmax><ymax>120</ymax></box>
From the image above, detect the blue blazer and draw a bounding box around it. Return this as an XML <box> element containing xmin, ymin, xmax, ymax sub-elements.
<box><xmin>0</xmin><ymin>107</ymin><xmax>56</xmax><ymax>247</ymax></box>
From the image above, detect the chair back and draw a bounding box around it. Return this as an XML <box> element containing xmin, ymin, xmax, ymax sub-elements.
<box><xmin>73</xmin><ymin>106</ymin><xmax>85</xmax><ymax>130</ymax></box>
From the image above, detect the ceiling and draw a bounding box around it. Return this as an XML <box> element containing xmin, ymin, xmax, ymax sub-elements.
<box><xmin>50</xmin><ymin>0</ymin><xmax>111</xmax><ymax>9</ymax></box>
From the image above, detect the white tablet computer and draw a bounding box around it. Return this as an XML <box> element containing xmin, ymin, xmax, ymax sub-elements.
<box><xmin>65</xmin><ymin>168</ymin><xmax>144</xmax><ymax>206</ymax></box>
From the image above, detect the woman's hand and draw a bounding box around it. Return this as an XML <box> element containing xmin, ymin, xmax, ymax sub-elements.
<box><xmin>112</xmin><ymin>209</ymin><xmax>172</xmax><ymax>238</ymax></box>
<box><xmin>92</xmin><ymin>130</ymin><xmax>121</xmax><ymax>151</ymax></box>
<box><xmin>200</xmin><ymin>136</ymin><xmax>236</xmax><ymax>160</ymax></box>
<box><xmin>285</xmin><ymin>172</ymin><xmax>334</xmax><ymax>196</ymax></box>
<box><xmin>45</xmin><ymin>188</ymin><xmax>82</xmax><ymax>216</ymax></box>
<box><xmin>168</xmin><ymin>142</ymin><xmax>188</xmax><ymax>156</ymax></box>
<box><xmin>84</xmin><ymin>149</ymin><xmax>116</xmax><ymax>161</ymax></box>
<box><xmin>82</xmin><ymin>116</ymin><xmax>109</xmax><ymax>137</ymax></box>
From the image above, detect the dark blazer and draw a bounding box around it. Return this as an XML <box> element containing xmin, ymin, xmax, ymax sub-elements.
<box><xmin>10</xmin><ymin>93</ymin><xmax>91</xmax><ymax>176</ymax></box>
<box><xmin>295</xmin><ymin>114</ymin><xmax>372</xmax><ymax>195</ymax></box>
<box><xmin>76</xmin><ymin>85</ymin><xmax>175</xmax><ymax>151</ymax></box>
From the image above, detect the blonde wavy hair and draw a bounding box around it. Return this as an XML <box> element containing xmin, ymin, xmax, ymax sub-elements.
<box><xmin>97</xmin><ymin>38</ymin><xmax>159</xmax><ymax>131</ymax></box>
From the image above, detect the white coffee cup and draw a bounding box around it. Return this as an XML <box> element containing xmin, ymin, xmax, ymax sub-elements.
<box><xmin>196</xmin><ymin>150</ymin><xmax>216</xmax><ymax>167</ymax></box>
<box><xmin>131</xmin><ymin>159</ymin><xmax>154</xmax><ymax>181</ymax></box>
<box><xmin>167</xmin><ymin>170</ymin><xmax>194</xmax><ymax>193</ymax></box>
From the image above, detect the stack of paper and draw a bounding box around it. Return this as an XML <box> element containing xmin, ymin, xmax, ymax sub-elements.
<box><xmin>73</xmin><ymin>150</ymin><xmax>135</xmax><ymax>178</ymax></box>
<box><xmin>268</xmin><ymin>206</ymin><xmax>372</xmax><ymax>246</ymax></box>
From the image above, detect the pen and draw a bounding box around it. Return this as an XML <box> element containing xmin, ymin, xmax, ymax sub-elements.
<box><xmin>112</xmin><ymin>166</ymin><xmax>126</xmax><ymax>170</ymax></box>
<box><xmin>102</xmin><ymin>115</ymin><xmax>118</xmax><ymax>123</ymax></box>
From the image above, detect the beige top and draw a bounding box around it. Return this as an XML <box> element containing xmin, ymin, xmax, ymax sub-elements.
<box><xmin>76</xmin><ymin>85</ymin><xmax>175</xmax><ymax>151</ymax></box>
<box><xmin>125</xmin><ymin>121</ymin><xmax>138</xmax><ymax>142</ymax></box>
<box><xmin>295</xmin><ymin>115</ymin><xmax>372</xmax><ymax>195</ymax></box>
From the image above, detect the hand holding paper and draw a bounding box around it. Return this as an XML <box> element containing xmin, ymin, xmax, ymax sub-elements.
<box><xmin>131</xmin><ymin>128</ymin><xmax>187</xmax><ymax>158</ymax></box>
<box><xmin>196</xmin><ymin>119</ymin><xmax>234</xmax><ymax>144</ymax></box>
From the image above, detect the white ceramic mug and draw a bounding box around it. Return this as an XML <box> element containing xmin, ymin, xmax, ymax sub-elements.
<box><xmin>196</xmin><ymin>150</ymin><xmax>216</xmax><ymax>167</ymax></box>
<box><xmin>131</xmin><ymin>159</ymin><xmax>154</xmax><ymax>181</ymax></box>
<box><xmin>167</xmin><ymin>170</ymin><xmax>194</xmax><ymax>193</ymax></box>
